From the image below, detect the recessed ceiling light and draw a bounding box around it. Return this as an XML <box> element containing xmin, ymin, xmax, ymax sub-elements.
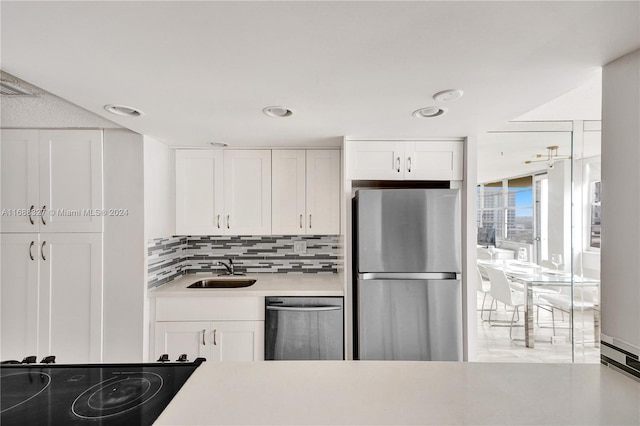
<box><xmin>263</xmin><ymin>106</ymin><xmax>293</xmax><ymax>118</ymax></box>
<box><xmin>210</xmin><ymin>142</ymin><xmax>228</xmax><ymax>147</ymax></box>
<box><xmin>104</xmin><ymin>104</ymin><xmax>144</xmax><ymax>117</ymax></box>
<box><xmin>412</xmin><ymin>106</ymin><xmax>448</xmax><ymax>118</ymax></box>
<box><xmin>433</xmin><ymin>89</ymin><xmax>464</xmax><ymax>101</ymax></box>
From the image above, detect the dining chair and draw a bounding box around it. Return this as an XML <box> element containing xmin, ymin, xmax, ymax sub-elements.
<box><xmin>537</xmin><ymin>288</ymin><xmax>596</xmax><ymax>337</ymax></box>
<box><xmin>485</xmin><ymin>266</ymin><xmax>525</xmax><ymax>339</ymax></box>
<box><xmin>476</xmin><ymin>267</ymin><xmax>492</xmax><ymax>321</ymax></box>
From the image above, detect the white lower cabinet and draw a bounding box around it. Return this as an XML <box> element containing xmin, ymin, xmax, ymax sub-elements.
<box><xmin>0</xmin><ymin>232</ymin><xmax>103</xmax><ymax>363</ymax></box>
<box><xmin>155</xmin><ymin>321</ymin><xmax>264</xmax><ymax>362</ymax></box>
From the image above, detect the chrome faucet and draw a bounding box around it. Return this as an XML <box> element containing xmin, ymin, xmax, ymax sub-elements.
<box><xmin>218</xmin><ymin>259</ymin><xmax>234</xmax><ymax>275</ymax></box>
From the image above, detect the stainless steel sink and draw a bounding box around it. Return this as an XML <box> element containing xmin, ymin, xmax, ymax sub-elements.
<box><xmin>187</xmin><ymin>278</ymin><xmax>256</xmax><ymax>289</ymax></box>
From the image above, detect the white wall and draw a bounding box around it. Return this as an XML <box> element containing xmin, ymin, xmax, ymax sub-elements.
<box><xmin>102</xmin><ymin>129</ymin><xmax>146</xmax><ymax>362</ymax></box>
<box><xmin>601</xmin><ymin>49</ymin><xmax>640</xmax><ymax>350</ymax></box>
<box><xmin>143</xmin><ymin>137</ymin><xmax>175</xmax><ymax>239</ymax></box>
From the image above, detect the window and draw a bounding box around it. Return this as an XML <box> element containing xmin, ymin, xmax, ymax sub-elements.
<box><xmin>477</xmin><ymin>176</ymin><xmax>534</xmax><ymax>244</ymax></box>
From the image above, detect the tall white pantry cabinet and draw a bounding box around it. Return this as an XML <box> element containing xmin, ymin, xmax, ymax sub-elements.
<box><xmin>0</xmin><ymin>129</ymin><xmax>104</xmax><ymax>363</ymax></box>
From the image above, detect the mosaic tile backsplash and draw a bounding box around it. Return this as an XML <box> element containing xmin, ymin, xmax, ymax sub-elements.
<box><xmin>148</xmin><ymin>235</ymin><xmax>340</xmax><ymax>289</ymax></box>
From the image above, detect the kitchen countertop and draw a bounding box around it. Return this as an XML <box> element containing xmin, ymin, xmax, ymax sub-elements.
<box><xmin>148</xmin><ymin>273</ymin><xmax>344</xmax><ymax>297</ymax></box>
<box><xmin>154</xmin><ymin>361</ymin><xmax>640</xmax><ymax>425</ymax></box>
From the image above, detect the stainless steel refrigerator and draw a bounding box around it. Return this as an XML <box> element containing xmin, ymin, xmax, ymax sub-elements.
<box><xmin>353</xmin><ymin>188</ymin><xmax>462</xmax><ymax>361</ymax></box>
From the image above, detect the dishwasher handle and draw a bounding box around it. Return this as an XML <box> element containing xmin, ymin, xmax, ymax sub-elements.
<box><xmin>266</xmin><ymin>305</ymin><xmax>342</xmax><ymax>312</ymax></box>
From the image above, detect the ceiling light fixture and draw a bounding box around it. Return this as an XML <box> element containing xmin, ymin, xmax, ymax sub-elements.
<box><xmin>433</xmin><ymin>89</ymin><xmax>464</xmax><ymax>101</ymax></box>
<box><xmin>524</xmin><ymin>146</ymin><xmax>571</xmax><ymax>168</ymax></box>
<box><xmin>412</xmin><ymin>106</ymin><xmax>448</xmax><ymax>118</ymax></box>
<box><xmin>262</xmin><ymin>106</ymin><xmax>293</xmax><ymax>118</ymax></box>
<box><xmin>104</xmin><ymin>104</ymin><xmax>144</xmax><ymax>117</ymax></box>
<box><xmin>210</xmin><ymin>142</ymin><xmax>228</xmax><ymax>148</ymax></box>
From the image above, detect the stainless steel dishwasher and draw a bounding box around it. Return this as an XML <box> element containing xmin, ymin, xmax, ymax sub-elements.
<box><xmin>265</xmin><ymin>296</ymin><xmax>344</xmax><ymax>360</ymax></box>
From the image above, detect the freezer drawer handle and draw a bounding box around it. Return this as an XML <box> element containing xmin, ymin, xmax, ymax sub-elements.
<box><xmin>29</xmin><ymin>241</ymin><xmax>35</xmax><ymax>261</ymax></box>
<box><xmin>407</xmin><ymin>156</ymin><xmax>412</xmax><ymax>172</ymax></box>
<box><xmin>267</xmin><ymin>305</ymin><xmax>341</xmax><ymax>312</ymax></box>
<box><xmin>396</xmin><ymin>157</ymin><xmax>401</xmax><ymax>172</ymax></box>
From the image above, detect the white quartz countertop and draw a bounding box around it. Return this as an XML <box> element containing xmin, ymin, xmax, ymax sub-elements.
<box><xmin>148</xmin><ymin>273</ymin><xmax>344</xmax><ymax>297</ymax></box>
<box><xmin>154</xmin><ymin>361</ymin><xmax>640</xmax><ymax>426</ymax></box>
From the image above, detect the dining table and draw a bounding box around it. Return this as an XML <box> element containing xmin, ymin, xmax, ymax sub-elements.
<box><xmin>477</xmin><ymin>259</ymin><xmax>600</xmax><ymax>348</ymax></box>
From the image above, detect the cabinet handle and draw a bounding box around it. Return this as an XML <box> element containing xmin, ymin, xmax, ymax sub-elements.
<box><xmin>202</xmin><ymin>329</ymin><xmax>206</xmax><ymax>346</ymax></box>
<box><xmin>407</xmin><ymin>156</ymin><xmax>412</xmax><ymax>173</ymax></box>
<box><xmin>226</xmin><ymin>215</ymin><xmax>230</xmax><ymax>229</ymax></box>
<box><xmin>41</xmin><ymin>241</ymin><xmax>47</xmax><ymax>261</ymax></box>
<box><xmin>396</xmin><ymin>157</ymin><xmax>401</xmax><ymax>173</ymax></box>
<box><xmin>213</xmin><ymin>329</ymin><xmax>217</xmax><ymax>346</ymax></box>
<box><xmin>29</xmin><ymin>205</ymin><xmax>35</xmax><ymax>225</ymax></box>
<box><xmin>216</xmin><ymin>215</ymin><xmax>221</xmax><ymax>229</ymax></box>
<box><xmin>29</xmin><ymin>241</ymin><xmax>35</xmax><ymax>261</ymax></box>
<box><xmin>41</xmin><ymin>205</ymin><xmax>47</xmax><ymax>225</ymax></box>
<box><xmin>300</xmin><ymin>214</ymin><xmax>303</xmax><ymax>229</ymax></box>
<box><xmin>309</xmin><ymin>214</ymin><xmax>312</xmax><ymax>229</ymax></box>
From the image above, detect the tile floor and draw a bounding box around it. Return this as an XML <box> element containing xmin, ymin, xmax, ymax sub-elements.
<box><xmin>475</xmin><ymin>292</ymin><xmax>600</xmax><ymax>363</ymax></box>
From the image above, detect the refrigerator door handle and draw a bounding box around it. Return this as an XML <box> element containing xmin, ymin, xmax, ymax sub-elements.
<box><xmin>266</xmin><ymin>305</ymin><xmax>342</xmax><ymax>312</ymax></box>
<box><xmin>359</xmin><ymin>272</ymin><xmax>459</xmax><ymax>280</ymax></box>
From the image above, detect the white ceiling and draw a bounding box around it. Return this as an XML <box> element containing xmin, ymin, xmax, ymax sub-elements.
<box><xmin>1</xmin><ymin>1</ymin><xmax>638</xmax><ymax>148</ymax></box>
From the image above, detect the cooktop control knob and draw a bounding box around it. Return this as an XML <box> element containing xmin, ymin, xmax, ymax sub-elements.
<box><xmin>21</xmin><ymin>356</ymin><xmax>37</xmax><ymax>364</ymax></box>
<box><xmin>40</xmin><ymin>355</ymin><xmax>56</xmax><ymax>364</ymax></box>
<box><xmin>157</xmin><ymin>354</ymin><xmax>169</xmax><ymax>362</ymax></box>
<box><xmin>176</xmin><ymin>354</ymin><xmax>188</xmax><ymax>362</ymax></box>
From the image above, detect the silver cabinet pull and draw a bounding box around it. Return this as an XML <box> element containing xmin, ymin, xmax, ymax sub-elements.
<box><xmin>407</xmin><ymin>156</ymin><xmax>412</xmax><ymax>173</ymax></box>
<box><xmin>29</xmin><ymin>205</ymin><xmax>35</xmax><ymax>225</ymax></box>
<box><xmin>41</xmin><ymin>205</ymin><xmax>47</xmax><ymax>225</ymax></box>
<box><xmin>29</xmin><ymin>241</ymin><xmax>35</xmax><ymax>261</ymax></box>
<box><xmin>213</xmin><ymin>329</ymin><xmax>217</xmax><ymax>346</ymax></box>
<box><xmin>226</xmin><ymin>215</ymin><xmax>230</xmax><ymax>229</ymax></box>
<box><xmin>202</xmin><ymin>329</ymin><xmax>206</xmax><ymax>346</ymax></box>
<box><xmin>396</xmin><ymin>157</ymin><xmax>401</xmax><ymax>172</ymax></box>
<box><xmin>299</xmin><ymin>214</ymin><xmax>303</xmax><ymax>229</ymax></box>
<box><xmin>40</xmin><ymin>241</ymin><xmax>47</xmax><ymax>261</ymax></box>
<box><xmin>309</xmin><ymin>214</ymin><xmax>312</xmax><ymax>229</ymax></box>
<box><xmin>216</xmin><ymin>214</ymin><xmax>221</xmax><ymax>229</ymax></box>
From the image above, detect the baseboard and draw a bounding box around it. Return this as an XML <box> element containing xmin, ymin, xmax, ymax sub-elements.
<box><xmin>600</xmin><ymin>333</ymin><xmax>640</xmax><ymax>381</ymax></box>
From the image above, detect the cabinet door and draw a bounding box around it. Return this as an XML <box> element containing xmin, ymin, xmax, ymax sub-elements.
<box><xmin>0</xmin><ymin>233</ymin><xmax>39</xmax><ymax>360</ymax></box>
<box><xmin>155</xmin><ymin>321</ymin><xmax>211</xmax><ymax>362</ymax></box>
<box><xmin>175</xmin><ymin>150</ymin><xmax>224</xmax><ymax>235</ymax></box>
<box><xmin>272</xmin><ymin>150</ymin><xmax>306</xmax><ymax>235</ymax></box>
<box><xmin>38</xmin><ymin>233</ymin><xmax>103</xmax><ymax>363</ymax></box>
<box><xmin>223</xmin><ymin>150</ymin><xmax>271</xmax><ymax>235</ymax></box>
<box><xmin>1</xmin><ymin>130</ymin><xmax>40</xmax><ymax>232</ymax></box>
<box><xmin>405</xmin><ymin>141</ymin><xmax>464</xmax><ymax>181</ymax></box>
<box><xmin>306</xmin><ymin>150</ymin><xmax>340</xmax><ymax>235</ymax></box>
<box><xmin>211</xmin><ymin>321</ymin><xmax>264</xmax><ymax>362</ymax></box>
<box><xmin>345</xmin><ymin>141</ymin><xmax>405</xmax><ymax>180</ymax></box>
<box><xmin>39</xmin><ymin>130</ymin><xmax>103</xmax><ymax>233</ymax></box>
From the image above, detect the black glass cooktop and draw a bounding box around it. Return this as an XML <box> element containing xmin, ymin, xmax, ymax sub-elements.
<box><xmin>0</xmin><ymin>359</ymin><xmax>204</xmax><ymax>425</ymax></box>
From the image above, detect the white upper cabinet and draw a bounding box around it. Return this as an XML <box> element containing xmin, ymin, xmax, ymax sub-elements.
<box><xmin>306</xmin><ymin>150</ymin><xmax>340</xmax><ymax>235</ymax></box>
<box><xmin>272</xmin><ymin>150</ymin><xmax>306</xmax><ymax>234</ymax></box>
<box><xmin>1</xmin><ymin>130</ymin><xmax>39</xmax><ymax>233</ymax></box>
<box><xmin>345</xmin><ymin>140</ymin><xmax>463</xmax><ymax>181</ymax></box>
<box><xmin>175</xmin><ymin>150</ymin><xmax>224</xmax><ymax>235</ymax></box>
<box><xmin>404</xmin><ymin>141</ymin><xmax>463</xmax><ymax>180</ymax></box>
<box><xmin>223</xmin><ymin>150</ymin><xmax>272</xmax><ymax>235</ymax></box>
<box><xmin>1</xmin><ymin>129</ymin><xmax>103</xmax><ymax>233</ymax></box>
<box><xmin>272</xmin><ymin>150</ymin><xmax>340</xmax><ymax>235</ymax></box>
<box><xmin>175</xmin><ymin>149</ymin><xmax>272</xmax><ymax>236</ymax></box>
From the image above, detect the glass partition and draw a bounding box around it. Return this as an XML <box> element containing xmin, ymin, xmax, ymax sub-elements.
<box><xmin>476</xmin><ymin>123</ymin><xmax>600</xmax><ymax>363</ymax></box>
